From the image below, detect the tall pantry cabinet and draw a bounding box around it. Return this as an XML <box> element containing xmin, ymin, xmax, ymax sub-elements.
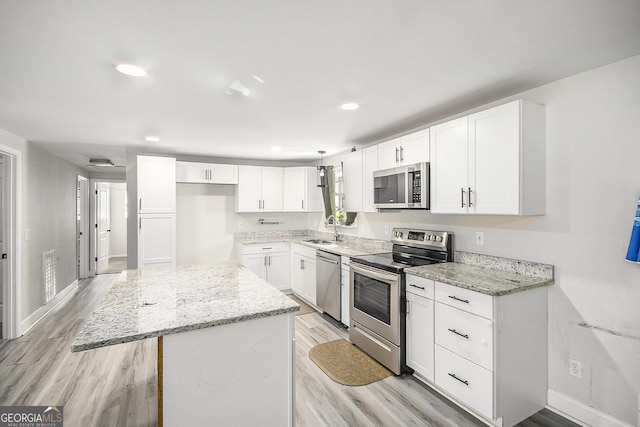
<box><xmin>137</xmin><ymin>155</ymin><xmax>176</xmax><ymax>267</ymax></box>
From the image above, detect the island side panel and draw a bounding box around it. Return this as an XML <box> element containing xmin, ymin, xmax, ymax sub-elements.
<box><xmin>162</xmin><ymin>312</ymin><xmax>294</xmax><ymax>426</ymax></box>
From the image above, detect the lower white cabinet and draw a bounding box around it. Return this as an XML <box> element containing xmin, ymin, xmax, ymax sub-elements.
<box><xmin>238</xmin><ymin>243</ymin><xmax>290</xmax><ymax>290</ymax></box>
<box><xmin>406</xmin><ymin>276</ymin><xmax>548</xmax><ymax>427</ymax></box>
<box><xmin>138</xmin><ymin>214</ymin><xmax>176</xmax><ymax>267</ymax></box>
<box><xmin>405</xmin><ymin>274</ymin><xmax>435</xmax><ymax>383</ymax></box>
<box><xmin>290</xmin><ymin>244</ymin><xmax>316</xmax><ymax>305</ymax></box>
<box><xmin>340</xmin><ymin>256</ymin><xmax>350</xmax><ymax>327</ymax></box>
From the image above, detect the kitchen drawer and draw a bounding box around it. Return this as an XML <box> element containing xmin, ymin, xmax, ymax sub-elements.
<box><xmin>406</xmin><ymin>274</ymin><xmax>435</xmax><ymax>299</ymax></box>
<box><xmin>291</xmin><ymin>243</ymin><xmax>317</xmax><ymax>259</ymax></box>
<box><xmin>435</xmin><ymin>302</ymin><xmax>493</xmax><ymax>371</ymax></box>
<box><xmin>435</xmin><ymin>345</ymin><xmax>493</xmax><ymax>419</ymax></box>
<box><xmin>242</xmin><ymin>242</ymin><xmax>289</xmax><ymax>255</ymax></box>
<box><xmin>435</xmin><ymin>281</ymin><xmax>493</xmax><ymax>319</ymax></box>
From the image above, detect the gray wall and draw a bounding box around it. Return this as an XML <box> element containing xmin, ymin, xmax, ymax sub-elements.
<box><xmin>0</xmin><ymin>130</ymin><xmax>85</xmax><ymax>324</ymax></box>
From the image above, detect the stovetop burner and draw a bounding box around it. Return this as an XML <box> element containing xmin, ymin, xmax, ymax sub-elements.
<box><xmin>350</xmin><ymin>228</ymin><xmax>453</xmax><ymax>274</ymax></box>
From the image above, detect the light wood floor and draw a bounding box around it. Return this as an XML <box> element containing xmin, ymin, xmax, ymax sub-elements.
<box><xmin>0</xmin><ymin>275</ymin><xmax>579</xmax><ymax>427</ymax></box>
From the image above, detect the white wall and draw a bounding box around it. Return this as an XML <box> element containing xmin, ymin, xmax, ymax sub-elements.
<box><xmin>109</xmin><ymin>182</ymin><xmax>127</xmax><ymax>257</ymax></box>
<box><xmin>176</xmin><ymin>182</ymin><xmax>311</xmax><ymax>264</ymax></box>
<box><xmin>311</xmin><ymin>55</ymin><xmax>640</xmax><ymax>425</ymax></box>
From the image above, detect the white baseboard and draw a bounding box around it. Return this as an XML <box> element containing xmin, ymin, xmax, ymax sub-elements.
<box><xmin>19</xmin><ymin>280</ymin><xmax>79</xmax><ymax>336</ymax></box>
<box><xmin>547</xmin><ymin>389</ymin><xmax>634</xmax><ymax>427</ymax></box>
<box><xmin>108</xmin><ymin>254</ymin><xmax>127</xmax><ymax>259</ymax></box>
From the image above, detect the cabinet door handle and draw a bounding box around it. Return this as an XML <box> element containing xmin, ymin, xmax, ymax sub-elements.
<box><xmin>468</xmin><ymin>187</ymin><xmax>473</xmax><ymax>207</ymax></box>
<box><xmin>268</xmin><ymin>256</ymin><xmax>272</xmax><ymax>266</ymax></box>
<box><xmin>264</xmin><ymin>256</ymin><xmax>267</xmax><ymax>266</ymax></box>
<box><xmin>395</xmin><ymin>147</ymin><xmax>399</xmax><ymax>163</ymax></box>
<box><xmin>448</xmin><ymin>295</ymin><xmax>470</xmax><ymax>304</ymax></box>
<box><xmin>400</xmin><ymin>146</ymin><xmax>404</xmax><ymax>162</ymax></box>
<box><xmin>406</xmin><ymin>299</ymin><xmax>410</xmax><ymax>317</ymax></box>
<box><xmin>139</xmin><ymin>198</ymin><xmax>142</xmax><ymax>211</ymax></box>
<box><xmin>461</xmin><ymin>188</ymin><xmax>465</xmax><ymax>208</ymax></box>
<box><xmin>301</xmin><ymin>200</ymin><xmax>304</xmax><ymax>210</ymax></box>
<box><xmin>139</xmin><ymin>218</ymin><xmax>142</xmax><ymax>230</ymax></box>
<box><xmin>447</xmin><ymin>328</ymin><xmax>469</xmax><ymax>339</ymax></box>
<box><xmin>409</xmin><ymin>283</ymin><xmax>425</xmax><ymax>290</ymax></box>
<box><xmin>300</xmin><ymin>259</ymin><xmax>305</xmax><ymax>270</ymax></box>
<box><xmin>258</xmin><ymin>200</ymin><xmax>261</xmax><ymax>210</ymax></box>
<box><xmin>448</xmin><ymin>373</ymin><xmax>469</xmax><ymax>386</ymax></box>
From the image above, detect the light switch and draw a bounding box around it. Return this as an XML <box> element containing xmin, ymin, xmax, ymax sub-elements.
<box><xmin>25</xmin><ymin>229</ymin><xmax>31</xmax><ymax>241</ymax></box>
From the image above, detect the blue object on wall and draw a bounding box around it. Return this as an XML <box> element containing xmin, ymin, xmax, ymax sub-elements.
<box><xmin>625</xmin><ymin>195</ymin><xmax>640</xmax><ymax>263</ymax></box>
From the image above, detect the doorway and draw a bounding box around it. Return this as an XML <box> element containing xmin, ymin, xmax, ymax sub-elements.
<box><xmin>0</xmin><ymin>146</ymin><xmax>20</xmax><ymax>340</ymax></box>
<box><xmin>89</xmin><ymin>181</ymin><xmax>127</xmax><ymax>276</ymax></box>
<box><xmin>77</xmin><ymin>175</ymin><xmax>89</xmax><ymax>279</ymax></box>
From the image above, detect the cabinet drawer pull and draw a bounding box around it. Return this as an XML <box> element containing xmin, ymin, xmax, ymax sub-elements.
<box><xmin>447</xmin><ymin>328</ymin><xmax>469</xmax><ymax>339</ymax></box>
<box><xmin>448</xmin><ymin>373</ymin><xmax>469</xmax><ymax>386</ymax></box>
<box><xmin>448</xmin><ymin>295</ymin><xmax>469</xmax><ymax>304</ymax></box>
<box><xmin>409</xmin><ymin>283</ymin><xmax>425</xmax><ymax>290</ymax></box>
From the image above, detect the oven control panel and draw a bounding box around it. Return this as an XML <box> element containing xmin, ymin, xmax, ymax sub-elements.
<box><xmin>391</xmin><ymin>228</ymin><xmax>450</xmax><ymax>249</ymax></box>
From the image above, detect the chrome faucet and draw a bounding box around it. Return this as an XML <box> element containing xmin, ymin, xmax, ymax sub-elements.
<box><xmin>325</xmin><ymin>215</ymin><xmax>340</xmax><ymax>242</ymax></box>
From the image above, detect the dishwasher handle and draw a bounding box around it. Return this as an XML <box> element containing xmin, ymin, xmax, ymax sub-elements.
<box><xmin>317</xmin><ymin>254</ymin><xmax>340</xmax><ymax>264</ymax></box>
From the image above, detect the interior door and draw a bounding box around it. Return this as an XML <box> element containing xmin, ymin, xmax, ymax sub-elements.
<box><xmin>96</xmin><ymin>182</ymin><xmax>110</xmax><ymax>273</ymax></box>
<box><xmin>77</xmin><ymin>176</ymin><xmax>89</xmax><ymax>278</ymax></box>
<box><xmin>0</xmin><ymin>154</ymin><xmax>4</xmax><ymax>337</ymax></box>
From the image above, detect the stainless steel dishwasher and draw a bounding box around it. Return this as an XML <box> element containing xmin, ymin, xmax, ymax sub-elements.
<box><xmin>316</xmin><ymin>250</ymin><xmax>341</xmax><ymax>320</ymax></box>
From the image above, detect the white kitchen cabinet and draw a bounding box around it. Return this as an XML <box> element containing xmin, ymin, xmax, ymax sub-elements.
<box><xmin>431</xmin><ymin>281</ymin><xmax>548</xmax><ymax>427</ymax></box>
<box><xmin>239</xmin><ymin>243</ymin><xmax>290</xmax><ymax>290</ymax></box>
<box><xmin>138</xmin><ymin>213</ymin><xmax>176</xmax><ymax>267</ymax></box>
<box><xmin>137</xmin><ymin>155</ymin><xmax>176</xmax><ymax>268</ymax></box>
<box><xmin>340</xmin><ymin>256</ymin><xmax>350</xmax><ymax>327</ymax></box>
<box><xmin>176</xmin><ymin>161</ymin><xmax>238</xmax><ymax>184</ymax></box>
<box><xmin>377</xmin><ymin>129</ymin><xmax>429</xmax><ymax>170</ymax></box>
<box><xmin>362</xmin><ymin>145</ymin><xmax>378</xmax><ymax>212</ymax></box>
<box><xmin>342</xmin><ymin>151</ymin><xmax>363</xmax><ymax>212</ymax></box>
<box><xmin>430</xmin><ymin>100</ymin><xmax>546</xmax><ymax>215</ymax></box>
<box><xmin>137</xmin><ymin>155</ymin><xmax>176</xmax><ymax>214</ymax></box>
<box><xmin>405</xmin><ymin>274</ymin><xmax>435</xmax><ymax>383</ymax></box>
<box><xmin>237</xmin><ymin>165</ymin><xmax>283</xmax><ymax>212</ymax></box>
<box><xmin>283</xmin><ymin>167</ymin><xmax>323</xmax><ymax>212</ymax></box>
<box><xmin>290</xmin><ymin>244</ymin><xmax>316</xmax><ymax>305</ymax></box>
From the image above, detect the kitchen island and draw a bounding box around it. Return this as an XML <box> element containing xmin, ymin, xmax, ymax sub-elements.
<box><xmin>72</xmin><ymin>262</ymin><xmax>299</xmax><ymax>427</ymax></box>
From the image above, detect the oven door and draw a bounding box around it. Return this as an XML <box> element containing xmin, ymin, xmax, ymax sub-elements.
<box><xmin>350</xmin><ymin>262</ymin><xmax>401</xmax><ymax>345</ymax></box>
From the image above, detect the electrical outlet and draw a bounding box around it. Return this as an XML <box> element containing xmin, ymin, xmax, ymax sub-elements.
<box><xmin>569</xmin><ymin>358</ymin><xmax>582</xmax><ymax>378</ymax></box>
<box><xmin>476</xmin><ymin>231</ymin><xmax>484</xmax><ymax>245</ymax></box>
<box><xmin>238</xmin><ymin>222</ymin><xmax>243</xmax><ymax>229</ymax></box>
<box><xmin>384</xmin><ymin>225</ymin><xmax>390</xmax><ymax>235</ymax></box>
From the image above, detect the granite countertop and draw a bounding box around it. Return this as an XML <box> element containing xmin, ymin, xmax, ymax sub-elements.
<box><xmin>71</xmin><ymin>262</ymin><xmax>299</xmax><ymax>352</ymax></box>
<box><xmin>406</xmin><ymin>261</ymin><xmax>554</xmax><ymax>296</ymax></box>
<box><xmin>236</xmin><ymin>234</ymin><xmax>391</xmax><ymax>257</ymax></box>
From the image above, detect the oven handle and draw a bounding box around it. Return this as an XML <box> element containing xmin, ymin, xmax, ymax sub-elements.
<box><xmin>350</xmin><ymin>262</ymin><xmax>400</xmax><ymax>284</ymax></box>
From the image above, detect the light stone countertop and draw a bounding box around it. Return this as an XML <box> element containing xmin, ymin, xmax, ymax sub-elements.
<box><xmin>406</xmin><ymin>260</ymin><xmax>554</xmax><ymax>296</ymax></box>
<box><xmin>235</xmin><ymin>233</ymin><xmax>391</xmax><ymax>258</ymax></box>
<box><xmin>71</xmin><ymin>262</ymin><xmax>299</xmax><ymax>352</ymax></box>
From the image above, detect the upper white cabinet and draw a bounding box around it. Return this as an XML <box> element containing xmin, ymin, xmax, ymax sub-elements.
<box><xmin>176</xmin><ymin>161</ymin><xmax>238</xmax><ymax>184</ymax></box>
<box><xmin>342</xmin><ymin>150</ymin><xmax>363</xmax><ymax>212</ymax></box>
<box><xmin>283</xmin><ymin>167</ymin><xmax>323</xmax><ymax>212</ymax></box>
<box><xmin>236</xmin><ymin>166</ymin><xmax>283</xmax><ymax>212</ymax></box>
<box><xmin>137</xmin><ymin>156</ymin><xmax>176</xmax><ymax>214</ymax></box>
<box><xmin>377</xmin><ymin>129</ymin><xmax>429</xmax><ymax>170</ymax></box>
<box><xmin>430</xmin><ymin>100</ymin><xmax>545</xmax><ymax>215</ymax></box>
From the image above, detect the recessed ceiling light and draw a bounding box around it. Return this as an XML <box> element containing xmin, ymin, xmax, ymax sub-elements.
<box><xmin>116</xmin><ymin>64</ymin><xmax>146</xmax><ymax>77</ymax></box>
<box><xmin>340</xmin><ymin>102</ymin><xmax>360</xmax><ymax>111</ymax></box>
<box><xmin>270</xmin><ymin>146</ymin><xmax>282</xmax><ymax>152</ymax></box>
<box><xmin>144</xmin><ymin>136</ymin><xmax>160</xmax><ymax>142</ymax></box>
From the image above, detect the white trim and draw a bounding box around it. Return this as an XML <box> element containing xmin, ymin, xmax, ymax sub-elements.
<box><xmin>108</xmin><ymin>254</ymin><xmax>128</xmax><ymax>259</ymax></box>
<box><xmin>0</xmin><ymin>143</ymin><xmax>21</xmax><ymax>340</ymax></box>
<box><xmin>77</xmin><ymin>175</ymin><xmax>90</xmax><ymax>279</ymax></box>
<box><xmin>19</xmin><ymin>279</ymin><xmax>78</xmax><ymax>336</ymax></box>
<box><xmin>547</xmin><ymin>389</ymin><xmax>634</xmax><ymax>427</ymax></box>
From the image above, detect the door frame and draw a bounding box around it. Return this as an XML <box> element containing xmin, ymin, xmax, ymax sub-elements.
<box><xmin>76</xmin><ymin>175</ymin><xmax>90</xmax><ymax>279</ymax></box>
<box><xmin>89</xmin><ymin>178</ymin><xmax>126</xmax><ymax>277</ymax></box>
<box><xmin>0</xmin><ymin>144</ymin><xmax>22</xmax><ymax>340</ymax></box>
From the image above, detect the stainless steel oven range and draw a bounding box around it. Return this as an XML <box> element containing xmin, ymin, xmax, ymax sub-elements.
<box><xmin>349</xmin><ymin>228</ymin><xmax>452</xmax><ymax>374</ymax></box>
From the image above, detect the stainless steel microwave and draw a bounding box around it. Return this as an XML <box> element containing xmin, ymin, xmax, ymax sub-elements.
<box><xmin>373</xmin><ymin>162</ymin><xmax>429</xmax><ymax>209</ymax></box>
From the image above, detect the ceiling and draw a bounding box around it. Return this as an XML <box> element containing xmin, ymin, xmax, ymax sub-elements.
<box><xmin>1</xmin><ymin>1</ymin><xmax>640</xmax><ymax>171</ymax></box>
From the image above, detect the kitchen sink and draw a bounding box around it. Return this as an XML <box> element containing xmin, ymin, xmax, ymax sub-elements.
<box><xmin>304</xmin><ymin>239</ymin><xmax>337</xmax><ymax>246</ymax></box>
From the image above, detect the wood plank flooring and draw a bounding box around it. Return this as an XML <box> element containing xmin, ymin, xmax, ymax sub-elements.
<box><xmin>0</xmin><ymin>275</ymin><xmax>579</xmax><ymax>427</ymax></box>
